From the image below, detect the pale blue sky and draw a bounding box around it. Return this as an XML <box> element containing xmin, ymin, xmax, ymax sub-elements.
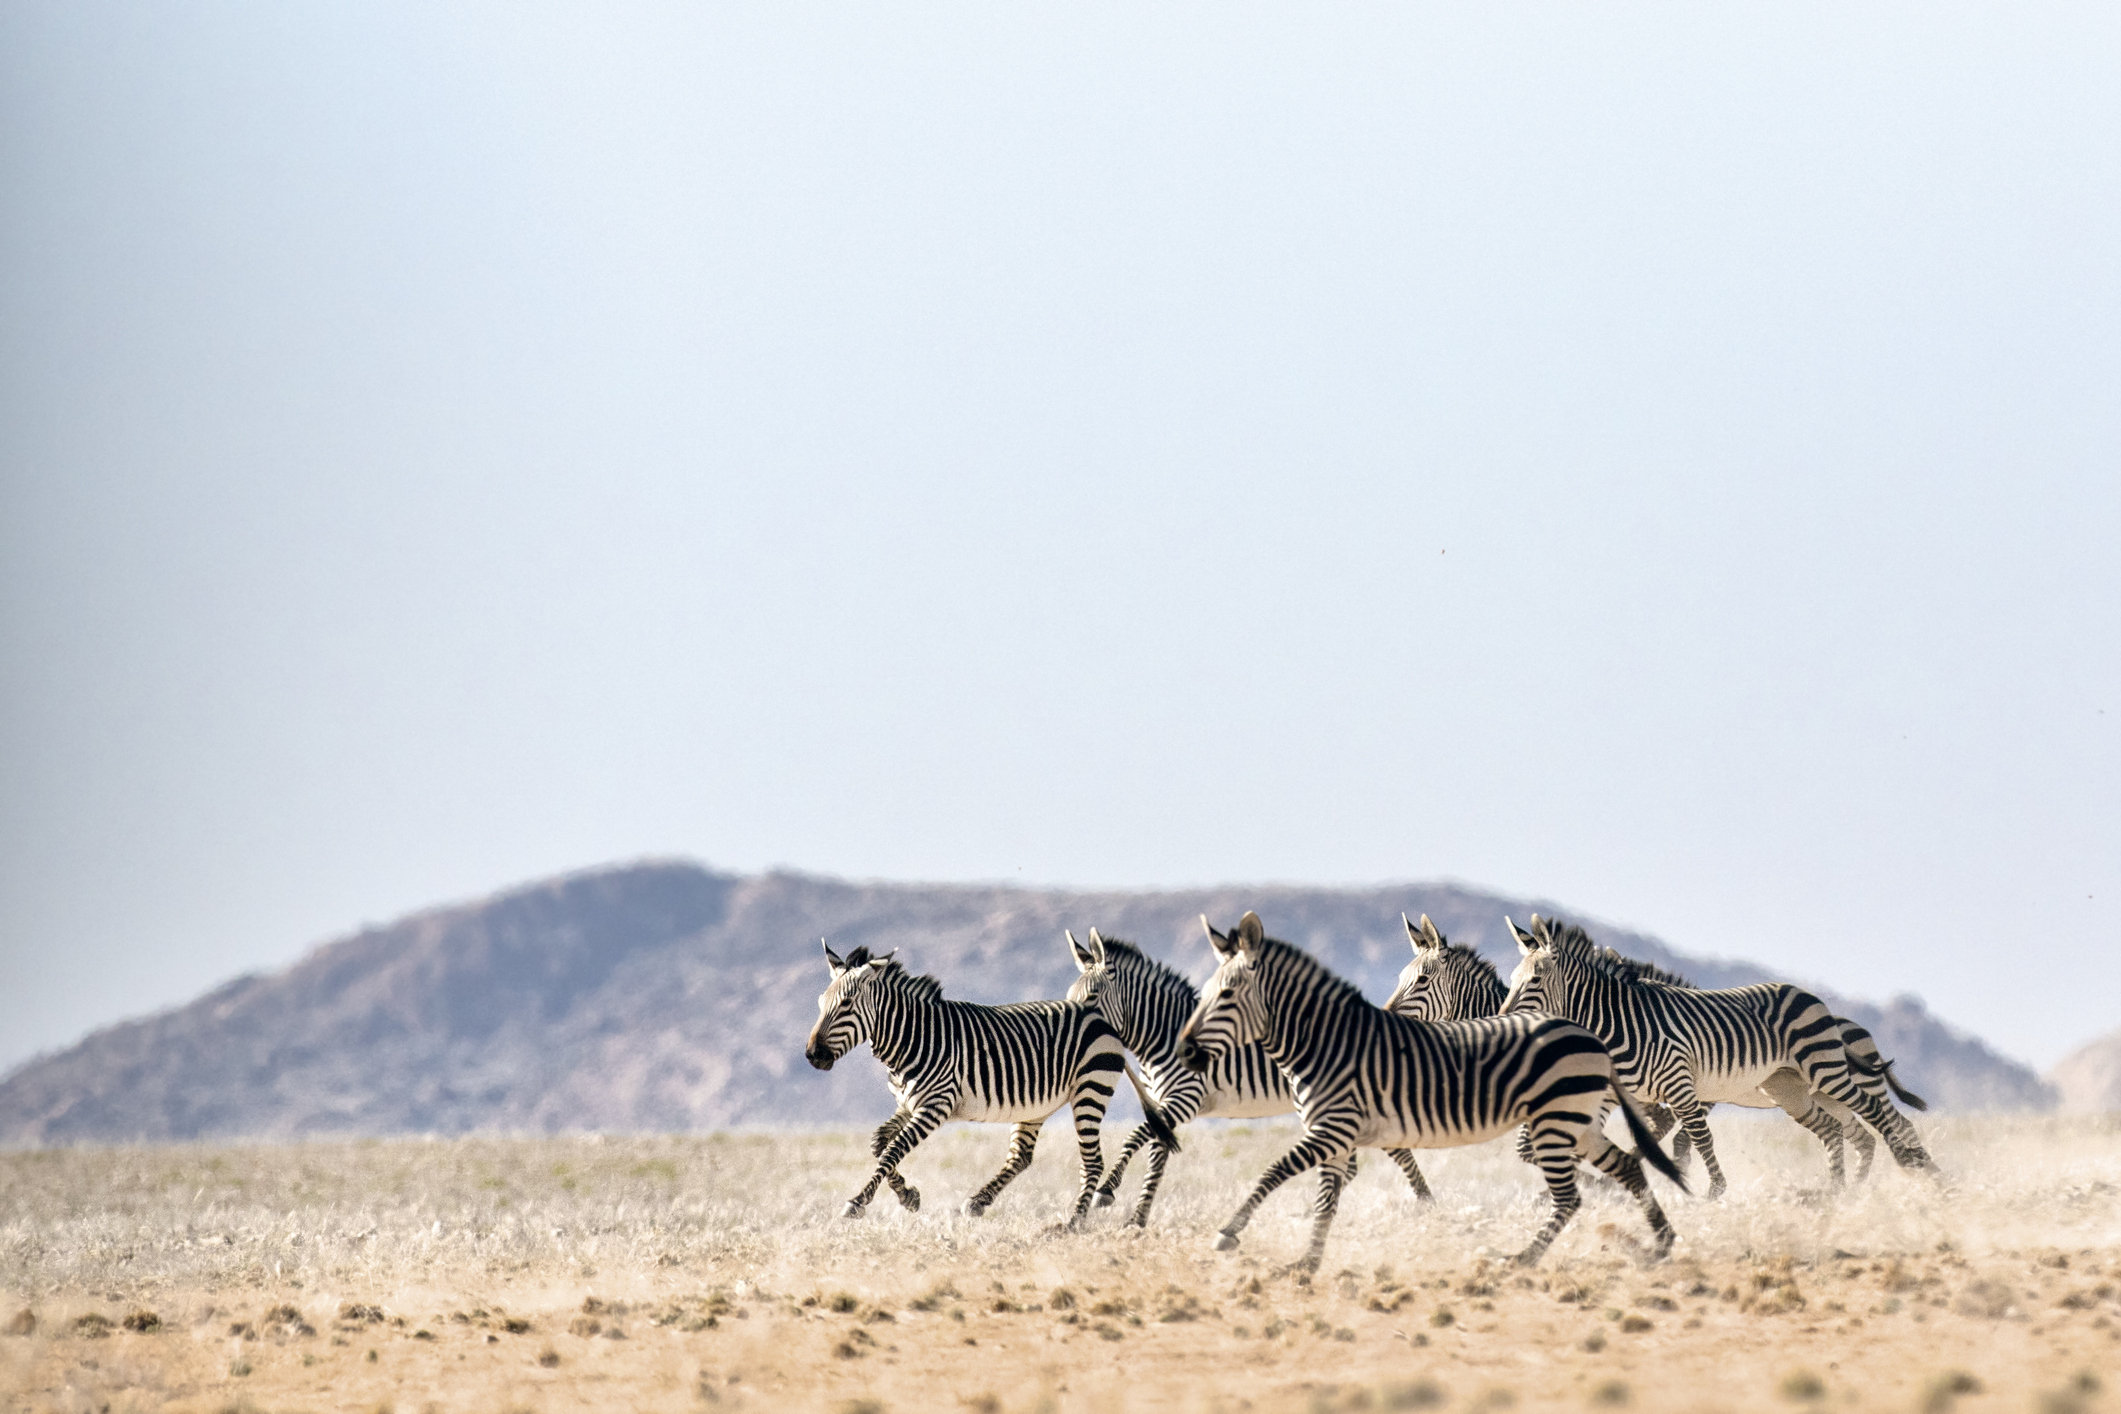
<box><xmin>3</xmin><ymin>5</ymin><xmax>2116</xmax><ymax>1076</ymax></box>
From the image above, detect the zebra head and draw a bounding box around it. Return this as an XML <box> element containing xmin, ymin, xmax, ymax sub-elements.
<box><xmin>1383</xmin><ymin>913</ymin><xmax>1451</xmax><ymax>1019</ymax></box>
<box><xmin>1063</xmin><ymin>927</ymin><xmax>1126</xmax><ymax>1031</ymax></box>
<box><xmin>1176</xmin><ymin>911</ymin><xmax>1268</xmax><ymax>1073</ymax></box>
<box><xmin>1499</xmin><ymin>914</ymin><xmax>1567</xmax><ymax>1015</ymax></box>
<box><xmin>806</xmin><ymin>940</ymin><xmax>896</xmax><ymax>1071</ymax></box>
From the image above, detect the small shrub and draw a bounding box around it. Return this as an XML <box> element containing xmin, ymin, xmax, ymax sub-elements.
<box><xmin>4</xmin><ymin>1309</ymin><xmax>32</xmax><ymax>1336</ymax></box>
<box><xmin>503</xmin><ymin>1316</ymin><xmax>532</xmax><ymax>1334</ymax></box>
<box><xmin>1778</xmin><ymin>1370</ymin><xmax>1826</xmax><ymax>1401</ymax></box>
<box><xmin>1589</xmin><ymin>1380</ymin><xmax>1629</xmax><ymax>1407</ymax></box>
<box><xmin>827</xmin><ymin>1292</ymin><xmax>860</xmax><ymax>1313</ymax></box>
<box><xmin>567</xmin><ymin>1315</ymin><xmax>601</xmax><ymax>1337</ymax></box>
<box><xmin>1379</xmin><ymin>1382</ymin><xmax>1444</xmax><ymax>1410</ymax></box>
<box><xmin>1918</xmin><ymin>1371</ymin><xmax>1982</xmax><ymax>1414</ymax></box>
<box><xmin>537</xmin><ymin>1345</ymin><xmax>560</xmax><ymax>1367</ymax></box>
<box><xmin>72</xmin><ymin>1312</ymin><xmax>112</xmax><ymax>1339</ymax></box>
<box><xmin>1619</xmin><ymin>1314</ymin><xmax>1652</xmax><ymax>1333</ymax></box>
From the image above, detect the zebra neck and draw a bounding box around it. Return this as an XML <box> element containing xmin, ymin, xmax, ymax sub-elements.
<box><xmin>1105</xmin><ymin>966</ymin><xmax>1199</xmax><ymax>1072</ymax></box>
<box><xmin>861</xmin><ymin>990</ymin><xmax>945</xmax><ymax>1074</ymax></box>
<box><xmin>1258</xmin><ymin>970</ymin><xmax>1361</xmax><ymax>1079</ymax></box>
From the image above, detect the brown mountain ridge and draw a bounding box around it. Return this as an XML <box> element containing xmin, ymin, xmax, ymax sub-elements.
<box><xmin>0</xmin><ymin>860</ymin><xmax>2056</xmax><ymax>1145</ymax></box>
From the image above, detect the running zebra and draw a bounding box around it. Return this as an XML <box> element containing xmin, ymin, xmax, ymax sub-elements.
<box><xmin>805</xmin><ymin>941</ymin><xmax>1179</xmax><ymax>1227</ymax></box>
<box><xmin>1499</xmin><ymin>915</ymin><xmax>1935</xmax><ymax>1198</ymax></box>
<box><xmin>1588</xmin><ymin>948</ymin><xmax>1927</xmax><ymax>1182</ymax></box>
<box><xmin>1065</xmin><ymin>928</ymin><xmax>1435</xmax><ymax>1227</ymax></box>
<box><xmin>1177</xmin><ymin>912</ymin><xmax>1685</xmax><ymax>1273</ymax></box>
<box><xmin>1388</xmin><ymin>915</ymin><xmax>1929</xmax><ymax>1183</ymax></box>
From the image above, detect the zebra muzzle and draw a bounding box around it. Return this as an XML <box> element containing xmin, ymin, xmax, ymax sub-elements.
<box><xmin>805</xmin><ymin>1046</ymin><xmax>835</xmax><ymax>1071</ymax></box>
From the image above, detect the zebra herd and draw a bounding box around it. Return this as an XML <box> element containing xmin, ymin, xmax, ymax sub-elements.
<box><xmin>803</xmin><ymin>911</ymin><xmax>1935</xmax><ymax>1272</ymax></box>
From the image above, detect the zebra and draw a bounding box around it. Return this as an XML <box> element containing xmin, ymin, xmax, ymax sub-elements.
<box><xmin>1498</xmin><ymin>914</ymin><xmax>1935</xmax><ymax>1198</ymax></box>
<box><xmin>804</xmin><ymin>941</ymin><xmax>1179</xmax><ymax>1227</ymax></box>
<box><xmin>1383</xmin><ymin>915</ymin><xmax>1928</xmax><ymax>1182</ymax></box>
<box><xmin>1064</xmin><ymin>927</ymin><xmax>1435</xmax><ymax>1227</ymax></box>
<box><xmin>1176</xmin><ymin>911</ymin><xmax>1686</xmax><ymax>1274</ymax></box>
<box><xmin>1583</xmin><ymin>946</ymin><xmax>1927</xmax><ymax>1182</ymax></box>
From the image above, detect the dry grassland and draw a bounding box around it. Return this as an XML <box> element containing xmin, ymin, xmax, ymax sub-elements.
<box><xmin>2</xmin><ymin>1116</ymin><xmax>2118</xmax><ymax>1414</ymax></box>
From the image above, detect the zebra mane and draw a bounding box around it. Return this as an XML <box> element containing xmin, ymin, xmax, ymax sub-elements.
<box><xmin>1597</xmin><ymin>947</ymin><xmax>1692</xmax><ymax>988</ymax></box>
<box><xmin>1542</xmin><ymin>925</ymin><xmax>1689</xmax><ymax>991</ymax></box>
<box><xmin>1437</xmin><ymin>940</ymin><xmax>1503</xmax><ymax>991</ymax></box>
<box><xmin>870</xmin><ymin>958</ymin><xmax>945</xmax><ymax>1004</ymax></box>
<box><xmin>1094</xmin><ymin>935</ymin><xmax>1201</xmax><ymax>1005</ymax></box>
<box><xmin>1252</xmin><ymin>935</ymin><xmax>1366</xmax><ymax>1009</ymax></box>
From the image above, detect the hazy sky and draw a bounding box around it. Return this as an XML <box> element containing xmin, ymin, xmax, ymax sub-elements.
<box><xmin>3</xmin><ymin>6</ymin><xmax>2117</xmax><ymax>1077</ymax></box>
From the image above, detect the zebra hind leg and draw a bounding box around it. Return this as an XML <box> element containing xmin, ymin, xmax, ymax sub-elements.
<box><xmin>965</xmin><ymin>1121</ymin><xmax>1041</xmax><ymax>1217</ymax></box>
<box><xmin>1579</xmin><ymin>1128</ymin><xmax>1677</xmax><ymax>1261</ymax></box>
<box><xmin>1515</xmin><ymin>1120</ymin><xmax>1587</xmax><ymax>1266</ymax></box>
<box><xmin>1386</xmin><ymin>1148</ymin><xmax>1433</xmax><ymax>1202</ymax></box>
<box><xmin>1762</xmin><ymin>1069</ymin><xmax>1844</xmax><ymax>1189</ymax></box>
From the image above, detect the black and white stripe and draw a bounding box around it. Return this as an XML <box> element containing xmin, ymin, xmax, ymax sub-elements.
<box><xmin>805</xmin><ymin>941</ymin><xmax>1178</xmax><ymax>1227</ymax></box>
<box><xmin>1500</xmin><ymin>915</ymin><xmax>1935</xmax><ymax>1197</ymax></box>
<box><xmin>1065</xmin><ymin>928</ymin><xmax>1435</xmax><ymax>1226</ymax></box>
<box><xmin>1176</xmin><ymin>912</ymin><xmax>1685</xmax><ymax>1273</ymax></box>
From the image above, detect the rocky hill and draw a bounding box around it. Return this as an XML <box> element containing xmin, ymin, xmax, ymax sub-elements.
<box><xmin>2048</xmin><ymin>1029</ymin><xmax>2121</xmax><ymax>1115</ymax></box>
<box><xmin>0</xmin><ymin>861</ymin><xmax>2057</xmax><ymax>1145</ymax></box>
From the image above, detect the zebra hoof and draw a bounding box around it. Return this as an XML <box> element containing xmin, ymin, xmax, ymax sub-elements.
<box><xmin>963</xmin><ymin>1199</ymin><xmax>991</xmax><ymax>1218</ymax></box>
<box><xmin>1211</xmin><ymin>1231</ymin><xmax>1240</xmax><ymax>1252</ymax></box>
<box><xmin>841</xmin><ymin>1201</ymin><xmax>866</xmax><ymax>1220</ymax></box>
<box><xmin>1093</xmin><ymin>1190</ymin><xmax>1117</xmax><ymax>1208</ymax></box>
<box><xmin>895</xmin><ymin>1187</ymin><xmax>921</xmax><ymax>1213</ymax></box>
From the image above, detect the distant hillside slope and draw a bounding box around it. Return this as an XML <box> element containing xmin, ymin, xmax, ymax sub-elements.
<box><xmin>0</xmin><ymin>861</ymin><xmax>2056</xmax><ymax>1145</ymax></box>
<box><xmin>2048</xmin><ymin>1029</ymin><xmax>2121</xmax><ymax>1115</ymax></box>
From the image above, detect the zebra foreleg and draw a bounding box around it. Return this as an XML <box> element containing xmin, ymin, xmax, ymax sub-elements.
<box><xmin>1209</xmin><ymin>1132</ymin><xmax>1344</xmax><ymax>1255</ymax></box>
<box><xmin>1818</xmin><ymin>1095</ymin><xmax>1877</xmax><ymax>1180</ymax></box>
<box><xmin>868</xmin><ymin>1114</ymin><xmax>922</xmax><ymax>1210</ymax></box>
<box><xmin>1385</xmin><ymin>1147</ymin><xmax>1433</xmax><ymax>1202</ymax></box>
<box><xmin>845</xmin><ymin>1099</ymin><xmax>952</xmax><ymax>1219</ymax></box>
<box><xmin>1291</xmin><ymin>1159</ymin><xmax>1351</xmax><ymax>1276</ymax></box>
<box><xmin>965</xmin><ymin>1121</ymin><xmax>1040</xmax><ymax>1217</ymax></box>
<box><xmin>1126</xmin><ymin>1139</ymin><xmax>1172</xmax><ymax>1228</ymax></box>
<box><xmin>1094</xmin><ymin>1123</ymin><xmax>1156</xmax><ymax>1208</ymax></box>
<box><xmin>1667</xmin><ymin>1088</ymin><xmax>1727</xmax><ymax>1199</ymax></box>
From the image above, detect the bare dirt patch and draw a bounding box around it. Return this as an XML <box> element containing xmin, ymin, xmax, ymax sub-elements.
<box><xmin>1</xmin><ymin>1117</ymin><xmax>2117</xmax><ymax>1412</ymax></box>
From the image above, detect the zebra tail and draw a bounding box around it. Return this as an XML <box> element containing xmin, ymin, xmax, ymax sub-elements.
<box><xmin>1610</xmin><ymin>1081</ymin><xmax>1689</xmax><ymax>1194</ymax></box>
<box><xmin>1882</xmin><ymin>1060</ymin><xmax>1930</xmax><ymax>1112</ymax></box>
<box><xmin>1845</xmin><ymin>1049</ymin><xmax>1930</xmax><ymax>1112</ymax></box>
<box><xmin>1124</xmin><ymin>1062</ymin><xmax>1181</xmax><ymax>1154</ymax></box>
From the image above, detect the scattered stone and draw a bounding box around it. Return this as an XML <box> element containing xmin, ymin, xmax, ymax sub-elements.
<box><xmin>5</xmin><ymin>1309</ymin><xmax>34</xmax><ymax>1336</ymax></box>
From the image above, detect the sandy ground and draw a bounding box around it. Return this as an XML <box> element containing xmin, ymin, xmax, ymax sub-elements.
<box><xmin>1</xmin><ymin>1116</ymin><xmax>2117</xmax><ymax>1413</ymax></box>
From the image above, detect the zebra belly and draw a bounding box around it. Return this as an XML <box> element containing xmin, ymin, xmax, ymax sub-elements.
<box><xmin>1688</xmin><ymin>1061</ymin><xmax>1804</xmax><ymax>1107</ymax></box>
<box><xmin>949</xmin><ymin>1091</ymin><xmax>1066</xmax><ymax>1124</ymax></box>
<box><xmin>1351</xmin><ymin>1113</ymin><xmax>1521</xmax><ymax>1150</ymax></box>
<box><xmin>1195</xmin><ymin>1089</ymin><xmax>1296</xmax><ymax>1121</ymax></box>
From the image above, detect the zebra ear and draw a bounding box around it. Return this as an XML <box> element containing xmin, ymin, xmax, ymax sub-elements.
<box><xmin>1403</xmin><ymin>913</ymin><xmax>1424</xmax><ymax>953</ymax></box>
<box><xmin>1418</xmin><ymin>914</ymin><xmax>1444</xmax><ymax>949</ymax></box>
<box><xmin>1202</xmin><ymin>914</ymin><xmax>1238</xmax><ymax>958</ymax></box>
<box><xmin>1083</xmin><ymin>928</ymin><xmax>1106</xmax><ymax>966</ymax></box>
<box><xmin>822</xmin><ymin>939</ymin><xmax>845</xmax><ymax>972</ymax></box>
<box><xmin>1067</xmin><ymin>930</ymin><xmax>1094</xmax><ymax>970</ymax></box>
<box><xmin>1507</xmin><ymin>916</ymin><xmax>1537</xmax><ymax>955</ymax></box>
<box><xmin>1236</xmin><ymin>911</ymin><xmax>1265</xmax><ymax>953</ymax></box>
<box><xmin>869</xmin><ymin>949</ymin><xmax>896</xmax><ymax>968</ymax></box>
<box><xmin>843</xmin><ymin>945</ymin><xmax>873</xmax><ymax>969</ymax></box>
